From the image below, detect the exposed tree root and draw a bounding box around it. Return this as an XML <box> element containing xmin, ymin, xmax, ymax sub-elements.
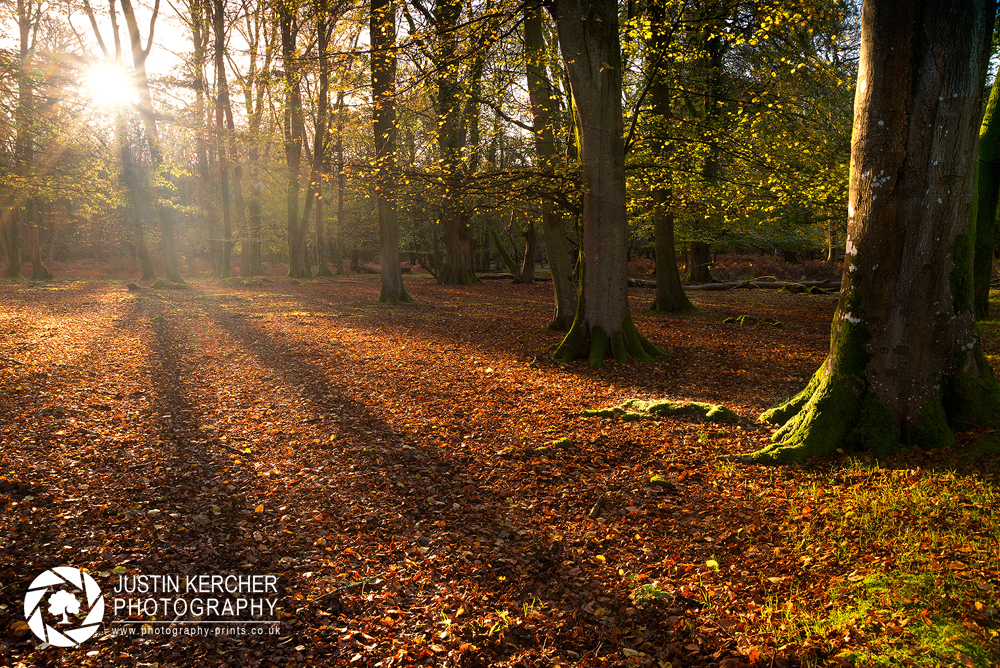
<box><xmin>554</xmin><ymin>315</ymin><xmax>666</xmax><ymax>368</ymax></box>
<box><xmin>583</xmin><ymin>398</ymin><xmax>737</xmax><ymax>423</ymax></box>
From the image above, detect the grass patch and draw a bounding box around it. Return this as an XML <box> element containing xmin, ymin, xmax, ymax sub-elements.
<box><xmin>758</xmin><ymin>460</ymin><xmax>1000</xmax><ymax>666</ymax></box>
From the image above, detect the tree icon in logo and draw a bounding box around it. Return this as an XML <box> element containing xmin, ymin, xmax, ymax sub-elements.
<box><xmin>24</xmin><ymin>567</ymin><xmax>104</xmax><ymax>646</ymax></box>
<box><xmin>48</xmin><ymin>590</ymin><xmax>81</xmax><ymax>624</ymax></box>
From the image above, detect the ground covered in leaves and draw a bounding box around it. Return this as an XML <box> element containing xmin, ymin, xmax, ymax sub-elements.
<box><xmin>0</xmin><ymin>276</ymin><xmax>997</xmax><ymax>667</ymax></box>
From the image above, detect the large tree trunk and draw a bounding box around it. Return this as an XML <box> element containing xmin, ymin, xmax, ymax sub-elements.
<box><xmin>549</xmin><ymin>0</ymin><xmax>664</xmax><ymax>368</ymax></box>
<box><xmin>974</xmin><ymin>75</ymin><xmax>1000</xmax><ymax>318</ymax></box>
<box><xmin>754</xmin><ymin>0</ymin><xmax>999</xmax><ymax>463</ymax></box>
<box><xmin>372</xmin><ymin>0</ymin><xmax>410</xmax><ymax>302</ymax></box>
<box><xmin>525</xmin><ymin>0</ymin><xmax>576</xmax><ymax>328</ymax></box>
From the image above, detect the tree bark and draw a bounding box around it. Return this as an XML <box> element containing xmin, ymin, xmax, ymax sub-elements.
<box><xmin>212</xmin><ymin>0</ymin><xmax>234</xmax><ymax>279</ymax></box>
<box><xmin>372</xmin><ymin>0</ymin><xmax>411</xmax><ymax>302</ymax></box>
<box><xmin>549</xmin><ymin>0</ymin><xmax>664</xmax><ymax>367</ymax></box>
<box><xmin>516</xmin><ymin>222</ymin><xmax>537</xmax><ymax>283</ymax></box>
<box><xmin>974</xmin><ymin>75</ymin><xmax>1000</xmax><ymax>318</ymax></box>
<box><xmin>754</xmin><ymin>0</ymin><xmax>999</xmax><ymax>463</ymax></box>
<box><xmin>280</xmin><ymin>0</ymin><xmax>306</xmax><ymax>278</ymax></box>
<box><xmin>689</xmin><ymin>241</ymin><xmax>712</xmax><ymax>283</ymax></box>
<box><xmin>434</xmin><ymin>0</ymin><xmax>478</xmax><ymax>285</ymax></box>
<box><xmin>120</xmin><ymin>0</ymin><xmax>184</xmax><ymax>284</ymax></box>
<box><xmin>525</xmin><ymin>0</ymin><xmax>576</xmax><ymax>328</ymax></box>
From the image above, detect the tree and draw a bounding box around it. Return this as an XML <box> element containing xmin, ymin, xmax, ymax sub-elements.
<box><xmin>974</xmin><ymin>76</ymin><xmax>1000</xmax><ymax>319</ymax></box>
<box><xmin>372</xmin><ymin>0</ymin><xmax>410</xmax><ymax>302</ymax></box>
<box><xmin>119</xmin><ymin>0</ymin><xmax>185</xmax><ymax>284</ymax></box>
<box><xmin>643</xmin><ymin>0</ymin><xmax>693</xmax><ymax>313</ymax></box>
<box><xmin>524</xmin><ymin>0</ymin><xmax>577</xmax><ymax>328</ymax></box>
<box><xmin>753</xmin><ymin>0</ymin><xmax>999</xmax><ymax>462</ymax></box>
<box><xmin>550</xmin><ymin>0</ymin><xmax>665</xmax><ymax>367</ymax></box>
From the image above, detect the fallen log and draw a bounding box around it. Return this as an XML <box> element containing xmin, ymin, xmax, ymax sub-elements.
<box><xmin>627</xmin><ymin>277</ymin><xmax>841</xmax><ymax>291</ymax></box>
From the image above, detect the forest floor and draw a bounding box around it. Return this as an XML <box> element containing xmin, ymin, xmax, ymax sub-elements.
<box><xmin>0</xmin><ymin>275</ymin><xmax>997</xmax><ymax>668</ymax></box>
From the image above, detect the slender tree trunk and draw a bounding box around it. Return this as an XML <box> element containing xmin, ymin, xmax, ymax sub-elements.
<box><xmin>689</xmin><ymin>241</ymin><xmax>712</xmax><ymax>282</ymax></box>
<box><xmin>525</xmin><ymin>0</ymin><xmax>576</xmax><ymax>328</ymax></box>
<box><xmin>120</xmin><ymin>0</ymin><xmax>184</xmax><ymax>284</ymax></box>
<box><xmin>26</xmin><ymin>202</ymin><xmax>50</xmax><ymax>280</ymax></box>
<box><xmin>645</xmin><ymin>0</ymin><xmax>692</xmax><ymax>313</ymax></box>
<box><xmin>754</xmin><ymin>0</ymin><xmax>999</xmax><ymax>462</ymax></box>
<box><xmin>550</xmin><ymin>0</ymin><xmax>664</xmax><ymax>367</ymax></box>
<box><xmin>372</xmin><ymin>0</ymin><xmax>410</xmax><ymax>302</ymax></box>
<box><xmin>516</xmin><ymin>222</ymin><xmax>537</xmax><ymax>283</ymax></box>
<box><xmin>212</xmin><ymin>0</ymin><xmax>233</xmax><ymax>279</ymax></box>
<box><xmin>280</xmin><ymin>1</ymin><xmax>305</xmax><ymax>278</ymax></box>
<box><xmin>434</xmin><ymin>0</ymin><xmax>477</xmax><ymax>285</ymax></box>
<box><xmin>974</xmin><ymin>75</ymin><xmax>1000</xmax><ymax>318</ymax></box>
<box><xmin>335</xmin><ymin>97</ymin><xmax>346</xmax><ymax>276</ymax></box>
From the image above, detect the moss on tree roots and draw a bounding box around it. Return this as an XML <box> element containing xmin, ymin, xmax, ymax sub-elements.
<box><xmin>584</xmin><ymin>398</ymin><xmax>737</xmax><ymax>423</ymax></box>
<box><xmin>554</xmin><ymin>315</ymin><xmax>666</xmax><ymax>368</ymax></box>
<box><xmin>752</xmin><ymin>351</ymin><xmax>1000</xmax><ymax>464</ymax></box>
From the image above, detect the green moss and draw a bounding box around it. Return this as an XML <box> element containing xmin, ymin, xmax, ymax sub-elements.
<box><xmin>635</xmin><ymin>329</ymin><xmax>668</xmax><ymax>357</ymax></box>
<box><xmin>760</xmin><ymin>368</ymin><xmax>824</xmax><ymax>425</ymax></box>
<box><xmin>623</xmin><ymin>319</ymin><xmax>654</xmax><ymax>362</ymax></box>
<box><xmin>552</xmin><ymin>437</ymin><xmax>573</xmax><ymax>449</ymax></box>
<box><xmin>692</xmin><ymin>402</ymin><xmax>738</xmax><ymax>422</ymax></box>
<box><xmin>736</xmin><ymin>315</ymin><xmax>757</xmax><ymax>326</ymax></box>
<box><xmin>585</xmin><ymin>398</ymin><xmax>736</xmax><ymax>423</ymax></box>
<box><xmin>845</xmin><ymin>393</ymin><xmax>901</xmax><ymax>456</ymax></box>
<box><xmin>622</xmin><ymin>398</ymin><xmax>686</xmax><ymax>416</ymax></box>
<box><xmin>943</xmin><ymin>345</ymin><xmax>1000</xmax><ymax>430</ymax></box>
<box><xmin>950</xmin><ymin>233</ymin><xmax>973</xmax><ymax>314</ymax></box>
<box><xmin>610</xmin><ymin>330</ymin><xmax>628</xmax><ymax>364</ymax></box>
<box><xmin>722</xmin><ymin>316</ymin><xmax>737</xmax><ymax>324</ymax></box>
<box><xmin>750</xmin><ymin>371</ymin><xmax>864</xmax><ymax>463</ymax></box>
<box><xmin>588</xmin><ymin>326</ymin><xmax>609</xmax><ymax>368</ymax></box>
<box><xmin>908</xmin><ymin>401</ymin><xmax>956</xmax><ymax>450</ymax></box>
<box><xmin>649</xmin><ymin>475</ymin><xmax>674</xmax><ymax>489</ymax></box>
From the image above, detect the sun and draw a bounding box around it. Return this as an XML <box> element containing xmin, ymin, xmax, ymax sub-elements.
<box><xmin>85</xmin><ymin>62</ymin><xmax>136</xmax><ymax>110</ymax></box>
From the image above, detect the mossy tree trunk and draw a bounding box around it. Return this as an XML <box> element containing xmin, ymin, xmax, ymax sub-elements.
<box><xmin>755</xmin><ymin>0</ymin><xmax>999</xmax><ymax>463</ymax></box>
<box><xmin>974</xmin><ymin>75</ymin><xmax>1000</xmax><ymax>319</ymax></box>
<box><xmin>549</xmin><ymin>0</ymin><xmax>664</xmax><ymax>368</ymax></box>
<box><xmin>372</xmin><ymin>0</ymin><xmax>411</xmax><ymax>303</ymax></box>
<box><xmin>525</xmin><ymin>0</ymin><xmax>577</xmax><ymax>329</ymax></box>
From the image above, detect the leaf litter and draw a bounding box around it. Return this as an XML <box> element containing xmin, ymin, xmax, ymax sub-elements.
<box><xmin>0</xmin><ymin>276</ymin><xmax>996</xmax><ymax>667</ymax></box>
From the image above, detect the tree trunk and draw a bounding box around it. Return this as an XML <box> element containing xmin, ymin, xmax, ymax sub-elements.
<box><xmin>525</xmin><ymin>0</ymin><xmax>576</xmax><ymax>328</ymax></box>
<box><xmin>549</xmin><ymin>0</ymin><xmax>664</xmax><ymax>367</ymax></box>
<box><xmin>120</xmin><ymin>0</ymin><xmax>184</xmax><ymax>284</ymax></box>
<box><xmin>754</xmin><ymin>0</ymin><xmax>999</xmax><ymax>463</ymax></box>
<box><xmin>974</xmin><ymin>75</ymin><xmax>1000</xmax><ymax>318</ymax></box>
<box><xmin>26</xmin><ymin>205</ymin><xmax>50</xmax><ymax>280</ymax></box>
<box><xmin>372</xmin><ymin>0</ymin><xmax>410</xmax><ymax>301</ymax></box>
<box><xmin>280</xmin><ymin>1</ymin><xmax>306</xmax><ymax>278</ymax></box>
<box><xmin>649</xmin><ymin>196</ymin><xmax>694</xmax><ymax>312</ymax></box>
<box><xmin>212</xmin><ymin>0</ymin><xmax>233</xmax><ymax>279</ymax></box>
<box><xmin>516</xmin><ymin>221</ymin><xmax>537</xmax><ymax>283</ymax></box>
<box><xmin>689</xmin><ymin>241</ymin><xmax>712</xmax><ymax>282</ymax></box>
<box><xmin>645</xmin><ymin>1</ymin><xmax>693</xmax><ymax>313</ymax></box>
